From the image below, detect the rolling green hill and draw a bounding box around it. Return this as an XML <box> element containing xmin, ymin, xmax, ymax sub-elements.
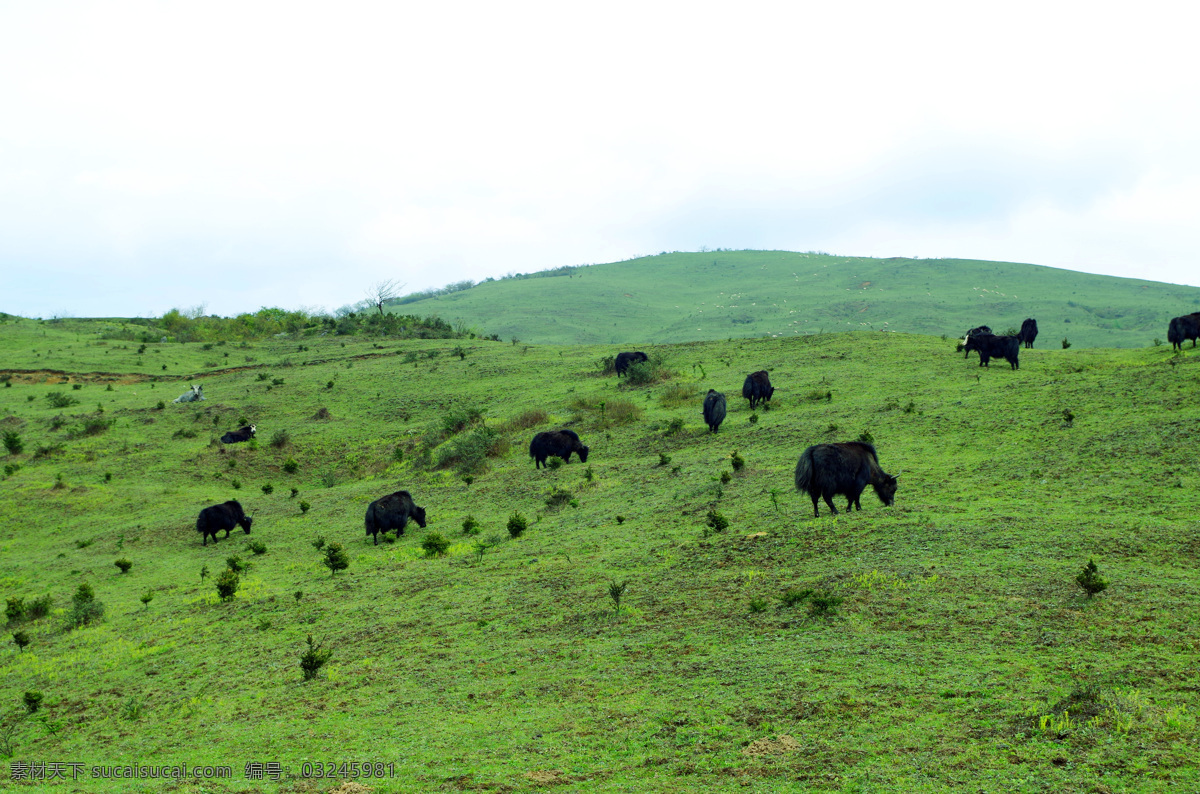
<box><xmin>394</xmin><ymin>250</ymin><xmax>1200</xmax><ymax>348</ymax></box>
<box><xmin>2</xmin><ymin>317</ymin><xmax>1199</xmax><ymax>791</ymax></box>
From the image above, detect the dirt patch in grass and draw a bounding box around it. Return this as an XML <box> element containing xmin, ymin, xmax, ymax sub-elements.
<box><xmin>742</xmin><ymin>734</ymin><xmax>801</xmax><ymax>756</ymax></box>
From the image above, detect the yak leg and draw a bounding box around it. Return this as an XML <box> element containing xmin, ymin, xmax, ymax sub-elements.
<box><xmin>822</xmin><ymin>492</ymin><xmax>839</xmax><ymax>516</ymax></box>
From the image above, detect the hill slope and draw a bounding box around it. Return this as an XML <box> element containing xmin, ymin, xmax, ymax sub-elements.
<box><xmin>2</xmin><ymin>318</ymin><xmax>1200</xmax><ymax>791</ymax></box>
<box><xmin>396</xmin><ymin>250</ymin><xmax>1200</xmax><ymax>348</ymax></box>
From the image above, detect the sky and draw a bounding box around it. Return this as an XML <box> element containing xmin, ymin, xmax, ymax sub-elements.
<box><xmin>3</xmin><ymin>0</ymin><xmax>1199</xmax><ymax>319</ymax></box>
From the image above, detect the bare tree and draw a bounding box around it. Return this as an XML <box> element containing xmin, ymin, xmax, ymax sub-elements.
<box><xmin>365</xmin><ymin>279</ymin><xmax>405</xmax><ymax>316</ymax></box>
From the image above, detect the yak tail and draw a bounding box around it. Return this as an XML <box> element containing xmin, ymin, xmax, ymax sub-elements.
<box><xmin>794</xmin><ymin>447</ymin><xmax>815</xmax><ymax>493</ymax></box>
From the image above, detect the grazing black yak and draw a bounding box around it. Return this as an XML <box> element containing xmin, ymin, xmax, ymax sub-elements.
<box><xmin>220</xmin><ymin>424</ymin><xmax>256</xmax><ymax>444</ymax></box>
<box><xmin>963</xmin><ymin>333</ymin><xmax>1020</xmax><ymax>369</ymax></box>
<box><xmin>1018</xmin><ymin>318</ymin><xmax>1039</xmax><ymax>349</ymax></box>
<box><xmin>364</xmin><ymin>490</ymin><xmax>427</xmax><ymax>545</ymax></box>
<box><xmin>794</xmin><ymin>442</ymin><xmax>898</xmax><ymax>518</ymax></box>
<box><xmin>702</xmin><ymin>389</ymin><xmax>727</xmax><ymax>433</ymax></box>
<box><xmin>742</xmin><ymin>371</ymin><xmax>774</xmax><ymax>409</ymax></box>
<box><xmin>1168</xmin><ymin>314</ymin><xmax>1200</xmax><ymax>351</ymax></box>
<box><xmin>196</xmin><ymin>500</ymin><xmax>252</xmax><ymax>546</ymax></box>
<box><xmin>614</xmin><ymin>351</ymin><xmax>649</xmax><ymax>377</ymax></box>
<box><xmin>962</xmin><ymin>326</ymin><xmax>992</xmax><ymax>358</ymax></box>
<box><xmin>530</xmin><ymin>429</ymin><xmax>589</xmax><ymax>468</ymax></box>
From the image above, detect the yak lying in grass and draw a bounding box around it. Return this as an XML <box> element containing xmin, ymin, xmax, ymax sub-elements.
<box><xmin>364</xmin><ymin>490</ymin><xmax>427</xmax><ymax>545</ymax></box>
<box><xmin>614</xmin><ymin>351</ymin><xmax>649</xmax><ymax>377</ymax></box>
<box><xmin>962</xmin><ymin>326</ymin><xmax>992</xmax><ymax>358</ymax></box>
<box><xmin>794</xmin><ymin>442</ymin><xmax>898</xmax><ymax>518</ymax></box>
<box><xmin>220</xmin><ymin>424</ymin><xmax>256</xmax><ymax>444</ymax></box>
<box><xmin>530</xmin><ymin>429</ymin><xmax>589</xmax><ymax>468</ymax></box>
<box><xmin>196</xmin><ymin>500</ymin><xmax>252</xmax><ymax>546</ymax></box>
<box><xmin>964</xmin><ymin>333</ymin><xmax>1020</xmax><ymax>370</ymax></box>
<box><xmin>1018</xmin><ymin>318</ymin><xmax>1039</xmax><ymax>349</ymax></box>
<box><xmin>173</xmin><ymin>384</ymin><xmax>204</xmax><ymax>403</ymax></box>
<box><xmin>702</xmin><ymin>389</ymin><xmax>727</xmax><ymax>433</ymax></box>
<box><xmin>1168</xmin><ymin>313</ymin><xmax>1200</xmax><ymax>351</ymax></box>
<box><xmin>742</xmin><ymin>370</ymin><xmax>774</xmax><ymax>409</ymax></box>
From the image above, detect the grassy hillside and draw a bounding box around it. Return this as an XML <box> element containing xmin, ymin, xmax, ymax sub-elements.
<box><xmin>394</xmin><ymin>250</ymin><xmax>1200</xmax><ymax>348</ymax></box>
<box><xmin>2</xmin><ymin>317</ymin><xmax>1200</xmax><ymax>792</ymax></box>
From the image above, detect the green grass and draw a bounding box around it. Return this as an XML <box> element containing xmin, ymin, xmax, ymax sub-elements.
<box><xmin>393</xmin><ymin>249</ymin><xmax>1200</xmax><ymax>348</ymax></box>
<box><xmin>1</xmin><ymin>317</ymin><xmax>1199</xmax><ymax>791</ymax></box>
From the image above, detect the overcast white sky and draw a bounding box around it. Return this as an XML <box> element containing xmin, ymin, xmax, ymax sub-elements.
<box><xmin>3</xmin><ymin>0</ymin><xmax>1198</xmax><ymax>318</ymax></box>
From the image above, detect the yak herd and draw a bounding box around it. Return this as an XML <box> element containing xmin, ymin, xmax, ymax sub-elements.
<box><xmin>190</xmin><ymin>309</ymin><xmax>1194</xmax><ymax>545</ymax></box>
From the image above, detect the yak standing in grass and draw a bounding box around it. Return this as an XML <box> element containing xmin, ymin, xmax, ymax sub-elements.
<box><xmin>964</xmin><ymin>333</ymin><xmax>1020</xmax><ymax>370</ymax></box>
<box><xmin>196</xmin><ymin>500</ymin><xmax>252</xmax><ymax>546</ymax></box>
<box><xmin>364</xmin><ymin>490</ymin><xmax>427</xmax><ymax>545</ymax></box>
<box><xmin>742</xmin><ymin>371</ymin><xmax>775</xmax><ymax>409</ymax></box>
<box><xmin>962</xmin><ymin>326</ymin><xmax>992</xmax><ymax>358</ymax></box>
<box><xmin>1168</xmin><ymin>313</ymin><xmax>1200</xmax><ymax>351</ymax></box>
<box><xmin>220</xmin><ymin>424</ymin><xmax>256</xmax><ymax>444</ymax></box>
<box><xmin>614</xmin><ymin>351</ymin><xmax>649</xmax><ymax>377</ymax></box>
<box><xmin>794</xmin><ymin>442</ymin><xmax>898</xmax><ymax>518</ymax></box>
<box><xmin>529</xmin><ymin>429</ymin><xmax>589</xmax><ymax>468</ymax></box>
<box><xmin>702</xmin><ymin>389</ymin><xmax>727</xmax><ymax>433</ymax></box>
<box><xmin>1018</xmin><ymin>318</ymin><xmax>1039</xmax><ymax>349</ymax></box>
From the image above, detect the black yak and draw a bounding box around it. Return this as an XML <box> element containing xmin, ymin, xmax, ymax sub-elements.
<box><xmin>529</xmin><ymin>429</ymin><xmax>589</xmax><ymax>468</ymax></box>
<box><xmin>614</xmin><ymin>351</ymin><xmax>649</xmax><ymax>377</ymax></box>
<box><xmin>962</xmin><ymin>326</ymin><xmax>992</xmax><ymax>358</ymax></box>
<box><xmin>1168</xmin><ymin>314</ymin><xmax>1200</xmax><ymax>351</ymax></box>
<box><xmin>1018</xmin><ymin>318</ymin><xmax>1039</xmax><ymax>349</ymax></box>
<box><xmin>963</xmin><ymin>333</ymin><xmax>1020</xmax><ymax>369</ymax></box>
<box><xmin>220</xmin><ymin>424</ymin><xmax>256</xmax><ymax>444</ymax></box>
<box><xmin>742</xmin><ymin>371</ymin><xmax>774</xmax><ymax>409</ymax></box>
<box><xmin>196</xmin><ymin>500</ymin><xmax>252</xmax><ymax>546</ymax></box>
<box><xmin>364</xmin><ymin>490</ymin><xmax>427</xmax><ymax>545</ymax></box>
<box><xmin>702</xmin><ymin>389</ymin><xmax>727</xmax><ymax>433</ymax></box>
<box><xmin>794</xmin><ymin>442</ymin><xmax>898</xmax><ymax>518</ymax></box>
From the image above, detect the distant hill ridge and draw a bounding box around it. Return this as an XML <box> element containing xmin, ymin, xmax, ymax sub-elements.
<box><xmin>389</xmin><ymin>250</ymin><xmax>1200</xmax><ymax>348</ymax></box>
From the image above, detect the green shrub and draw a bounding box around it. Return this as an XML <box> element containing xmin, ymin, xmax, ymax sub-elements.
<box><xmin>300</xmin><ymin>634</ymin><xmax>333</xmax><ymax>681</ymax></box>
<box><xmin>300</xmin><ymin>500</ymin><xmax>311</xmax><ymax>513</ymax></box>
<box><xmin>139</xmin><ymin>591</ymin><xmax>153</xmax><ymax>609</ymax></box>
<box><xmin>3</xmin><ymin>463</ymin><xmax>19</xmax><ymax>477</ymax></box>
<box><xmin>2</xmin><ymin>431</ymin><xmax>22</xmax><ymax>455</ymax></box>
<box><xmin>290</xmin><ymin>487</ymin><xmax>299</xmax><ymax>497</ymax></box>
<box><xmin>23</xmin><ymin>691</ymin><xmax>43</xmax><ymax>714</ymax></box>
<box><xmin>312</xmin><ymin>535</ymin><xmax>325</xmax><ymax>550</ymax></box>
<box><xmin>282</xmin><ymin>458</ymin><xmax>299</xmax><ymax>474</ymax></box>
<box><xmin>664</xmin><ymin>417</ymin><xmax>685</xmax><ymax>436</ymax></box>
<box><xmin>441</xmin><ymin>405</ymin><xmax>485</xmax><ymax>436</ymax></box>
<box><xmin>247</xmin><ymin>540</ymin><xmax>268</xmax><ymax>555</ymax></box>
<box><xmin>720</xmin><ymin>471</ymin><xmax>732</xmax><ymax>484</ymax></box>
<box><xmin>596</xmin><ymin>355</ymin><xmax>616</xmax><ymax>375</ymax></box>
<box><xmin>261</xmin><ymin>483</ymin><xmax>274</xmax><ymax>495</ymax></box>
<box><xmin>230</xmin><ymin>479</ymin><xmax>241</xmax><ymax>490</ymax></box>
<box><xmin>749</xmin><ymin>597</ymin><xmax>768</xmax><ymax>613</ymax></box>
<box><xmin>780</xmin><ymin>587</ymin><xmax>814</xmax><ymax>608</ymax></box>
<box><xmin>624</xmin><ymin>357</ymin><xmax>670</xmax><ymax>386</ymax></box>
<box><xmin>507</xmin><ymin>512</ymin><xmax>528</xmax><ymax>538</ymax></box>
<box><xmin>322</xmin><ymin>543</ymin><xmax>349</xmax><ymax>575</ymax></box>
<box><xmin>436</xmin><ymin>426</ymin><xmax>505</xmax><ymax>474</ymax></box>
<box><xmin>45</xmin><ymin>392</ymin><xmax>78</xmax><ymax>408</ymax></box>
<box><xmin>730</xmin><ymin>450</ymin><xmax>745</xmax><ymax>472</ymax></box>
<box><xmin>858</xmin><ymin>431</ymin><xmax>875</xmax><ymax>444</ymax></box>
<box><xmin>421</xmin><ymin>532</ymin><xmax>451</xmax><ymax>557</ymax></box>
<box><xmin>1076</xmin><ymin>559</ymin><xmax>1109</xmax><ymax>597</ymax></box>
<box><xmin>13</xmin><ymin>630</ymin><xmax>30</xmax><ymax>652</ymax></box>
<box><xmin>1062</xmin><ymin>338</ymin><xmax>1072</xmax><ymax>349</ymax></box>
<box><xmin>5</xmin><ymin>597</ymin><xmax>26</xmax><ymax>624</ymax></box>
<box><xmin>706</xmin><ymin>509</ymin><xmax>729</xmax><ymax>532</ymax></box>
<box><xmin>584</xmin><ymin>466</ymin><xmax>594</xmax><ymax>482</ymax></box>
<box><xmin>114</xmin><ymin>558</ymin><xmax>132</xmax><ymax>574</ymax></box>
<box><xmin>226</xmin><ymin>556</ymin><xmax>247</xmax><ymax>573</ymax></box>
<box><xmin>501</xmin><ymin>409</ymin><xmax>548</xmax><ymax>432</ymax></box>
<box><xmin>26</xmin><ymin>594</ymin><xmax>51</xmax><ymax>621</ymax></box>
<box><xmin>271</xmin><ymin>430</ymin><xmax>290</xmax><ymax>448</ymax></box>
<box><xmin>545</xmin><ymin>456</ymin><xmax>562</xmax><ymax>470</ymax></box>
<box><xmin>616</xmin><ymin>515</ymin><xmax>625</xmax><ymax>525</ymax></box>
<box><xmin>215</xmin><ymin>569</ymin><xmax>239</xmax><ymax>602</ymax></box>
<box><xmin>462</xmin><ymin>515</ymin><xmax>480</xmax><ymax>535</ymax></box>
<box><xmin>545</xmin><ymin>486</ymin><xmax>573</xmax><ymax>508</ymax></box>
<box><xmin>748</xmin><ymin>413</ymin><xmax>758</xmax><ymax>425</ymax></box>
<box><xmin>658</xmin><ymin>383</ymin><xmax>694</xmax><ymax>408</ymax></box>
<box><xmin>658</xmin><ymin>452</ymin><xmax>672</xmax><ymax>467</ymax></box>
<box><xmin>156</xmin><ymin>401</ymin><xmax>166</xmax><ymax>410</ymax></box>
<box><xmin>66</xmin><ymin>583</ymin><xmax>104</xmax><ymax>629</ymax></box>
<box><xmin>809</xmin><ymin>592</ymin><xmax>844</xmax><ymax>616</ymax></box>
<box><xmin>608</xmin><ymin>579</ymin><xmax>629</xmax><ymax>614</ymax></box>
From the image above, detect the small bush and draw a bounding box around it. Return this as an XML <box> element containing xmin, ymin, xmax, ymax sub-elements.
<box><xmin>23</xmin><ymin>691</ymin><xmax>43</xmax><ymax>714</ymax></box>
<box><xmin>1076</xmin><ymin>559</ymin><xmax>1108</xmax><ymax>597</ymax></box>
<box><xmin>720</xmin><ymin>471</ymin><xmax>732</xmax><ymax>484</ymax></box>
<box><xmin>462</xmin><ymin>515</ymin><xmax>480</xmax><ymax>535</ymax></box>
<box><xmin>500</xmin><ymin>409</ymin><xmax>548</xmax><ymax>432</ymax></box>
<box><xmin>604</xmin><ymin>399</ymin><xmax>643</xmax><ymax>426</ymax></box>
<box><xmin>26</xmin><ymin>594</ymin><xmax>52</xmax><ymax>621</ymax></box>
<box><xmin>270</xmin><ymin>430</ymin><xmax>290</xmax><ymax>449</ymax></box>
<box><xmin>658</xmin><ymin>452</ymin><xmax>672</xmax><ymax>467</ymax></box>
<box><xmin>858</xmin><ymin>431</ymin><xmax>875</xmax><ymax>444</ymax></box>
<box><xmin>616</xmin><ymin>515</ymin><xmax>625</xmax><ymax>525</ymax></box>
<box><xmin>748</xmin><ymin>413</ymin><xmax>758</xmax><ymax>425</ymax></box>
<box><xmin>545</xmin><ymin>456</ymin><xmax>562</xmax><ymax>470</ymax></box>
<box><xmin>730</xmin><ymin>450</ymin><xmax>745</xmax><ymax>471</ymax></box>
<box><xmin>300</xmin><ymin>634</ymin><xmax>333</xmax><ymax>681</ymax></box>
<box><xmin>664</xmin><ymin>417</ymin><xmax>685</xmax><ymax>436</ymax></box>
<box><xmin>545</xmin><ymin>486</ymin><xmax>573</xmax><ymax>508</ymax></box>
<box><xmin>290</xmin><ymin>487</ymin><xmax>299</xmax><ymax>497</ymax></box>
<box><xmin>5</xmin><ymin>597</ymin><xmax>25</xmax><ymax>624</ymax></box>
<box><xmin>226</xmin><ymin>556</ymin><xmax>247</xmax><ymax>573</ymax></box>
<box><xmin>507</xmin><ymin>512</ymin><xmax>528</xmax><ymax>538</ymax></box>
<box><xmin>200</xmin><ymin>565</ymin><xmax>209</xmax><ymax>580</ymax></box>
<box><xmin>436</xmin><ymin>426</ymin><xmax>504</xmax><ymax>474</ymax></box>
<box><xmin>809</xmin><ymin>592</ymin><xmax>843</xmax><ymax>616</ymax></box>
<box><xmin>780</xmin><ymin>587</ymin><xmax>814</xmax><ymax>608</ymax></box>
<box><xmin>78</xmin><ymin>417</ymin><xmax>112</xmax><ymax>436</ymax></box>
<box><xmin>596</xmin><ymin>355</ymin><xmax>616</xmax><ymax>375</ymax></box>
<box><xmin>749</xmin><ymin>597</ymin><xmax>768</xmax><ymax>613</ymax></box>
<box><xmin>247</xmin><ymin>540</ymin><xmax>268</xmax><ymax>555</ymax></box>
<box><xmin>624</xmin><ymin>357</ymin><xmax>671</xmax><ymax>386</ymax></box>
<box><xmin>215</xmin><ymin>569</ymin><xmax>239</xmax><ymax>601</ymax></box>
<box><xmin>608</xmin><ymin>579</ymin><xmax>629</xmax><ymax>614</ymax></box>
<box><xmin>66</xmin><ymin>583</ymin><xmax>104</xmax><ymax>629</ymax></box>
<box><xmin>584</xmin><ymin>466</ymin><xmax>594</xmax><ymax>482</ymax></box>
<box><xmin>45</xmin><ymin>392</ymin><xmax>79</xmax><ymax>408</ymax></box>
<box><xmin>13</xmin><ymin>630</ymin><xmax>30</xmax><ymax>652</ymax></box>
<box><xmin>139</xmin><ymin>591</ymin><xmax>153</xmax><ymax>609</ymax></box>
<box><xmin>441</xmin><ymin>405</ymin><xmax>485</xmax><ymax>436</ymax></box>
<box><xmin>114</xmin><ymin>558</ymin><xmax>132</xmax><ymax>574</ymax></box>
<box><xmin>706</xmin><ymin>509</ymin><xmax>729</xmax><ymax>532</ymax></box>
<box><xmin>1062</xmin><ymin>338</ymin><xmax>1072</xmax><ymax>349</ymax></box>
<box><xmin>4</xmin><ymin>463</ymin><xmax>19</xmax><ymax>477</ymax></box>
<box><xmin>156</xmin><ymin>401</ymin><xmax>166</xmax><ymax>410</ymax></box>
<box><xmin>658</xmin><ymin>382</ymin><xmax>694</xmax><ymax>408</ymax></box>
<box><xmin>299</xmin><ymin>500</ymin><xmax>311</xmax><ymax>513</ymax></box>
<box><xmin>261</xmin><ymin>483</ymin><xmax>274</xmax><ymax>495</ymax></box>
<box><xmin>421</xmin><ymin>532</ymin><xmax>451</xmax><ymax>557</ymax></box>
<box><xmin>322</xmin><ymin>543</ymin><xmax>350</xmax><ymax>575</ymax></box>
<box><xmin>230</xmin><ymin>479</ymin><xmax>241</xmax><ymax>490</ymax></box>
<box><xmin>282</xmin><ymin>458</ymin><xmax>299</xmax><ymax>474</ymax></box>
<box><xmin>2</xmin><ymin>431</ymin><xmax>22</xmax><ymax>455</ymax></box>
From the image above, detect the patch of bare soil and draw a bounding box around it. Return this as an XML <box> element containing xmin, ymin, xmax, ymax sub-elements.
<box><xmin>742</xmin><ymin>734</ymin><xmax>801</xmax><ymax>756</ymax></box>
